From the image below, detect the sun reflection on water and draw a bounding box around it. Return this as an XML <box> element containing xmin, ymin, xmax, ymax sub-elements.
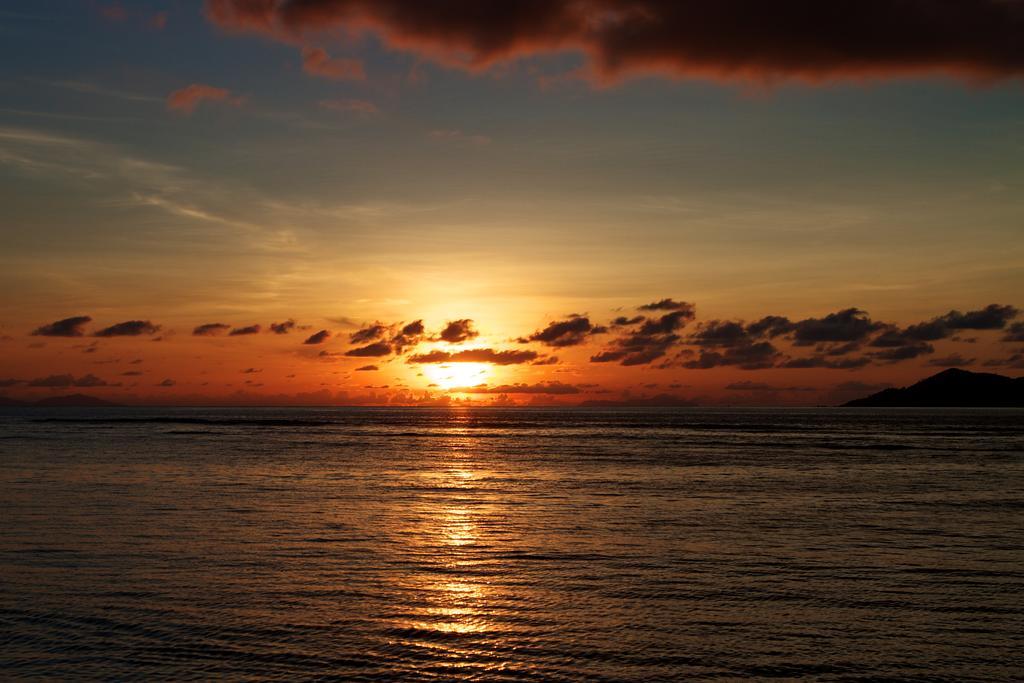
<box><xmin>390</xmin><ymin>444</ymin><xmax>500</xmax><ymax>646</ymax></box>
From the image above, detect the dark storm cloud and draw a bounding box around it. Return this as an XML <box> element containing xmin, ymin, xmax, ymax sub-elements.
<box><xmin>270</xmin><ymin>319</ymin><xmax>297</xmax><ymax>334</ymax></box>
<box><xmin>303</xmin><ymin>329</ymin><xmax>331</xmax><ymax>344</ymax></box>
<box><xmin>205</xmin><ymin>0</ymin><xmax>1024</xmax><ymax>85</ymax></box>
<box><xmin>438</xmin><ymin>319</ymin><xmax>478</xmax><ymax>343</ymax></box>
<box><xmin>345</xmin><ymin>341</ymin><xmax>393</xmax><ymax>357</ymax></box>
<box><xmin>193</xmin><ymin>322</ymin><xmax>231</xmax><ymax>336</ymax></box>
<box><xmin>32</xmin><ymin>315</ymin><xmax>92</xmax><ymax>337</ymax></box>
<box><xmin>229</xmin><ymin>324</ymin><xmax>262</xmax><ymax>336</ymax></box>
<box><xmin>94</xmin><ymin>320</ymin><xmax>161</xmax><ymax>337</ymax></box>
<box><xmin>456</xmin><ymin>382</ymin><xmax>581</xmax><ymax>395</ymax></box>
<box><xmin>526</xmin><ymin>315</ymin><xmax>597</xmax><ymax>347</ymax></box>
<box><xmin>407</xmin><ymin>348</ymin><xmax>539</xmax><ymax>365</ymax></box>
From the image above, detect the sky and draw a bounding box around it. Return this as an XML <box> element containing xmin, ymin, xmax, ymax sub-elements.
<box><xmin>0</xmin><ymin>0</ymin><xmax>1022</xmax><ymax>406</ymax></box>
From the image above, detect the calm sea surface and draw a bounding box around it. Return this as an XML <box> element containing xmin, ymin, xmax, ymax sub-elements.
<box><xmin>1</xmin><ymin>407</ymin><xmax>1022</xmax><ymax>681</ymax></box>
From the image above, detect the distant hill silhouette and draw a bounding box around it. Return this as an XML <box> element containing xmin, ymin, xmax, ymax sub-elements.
<box><xmin>842</xmin><ymin>368</ymin><xmax>1024</xmax><ymax>407</ymax></box>
<box><xmin>0</xmin><ymin>394</ymin><xmax>120</xmax><ymax>408</ymax></box>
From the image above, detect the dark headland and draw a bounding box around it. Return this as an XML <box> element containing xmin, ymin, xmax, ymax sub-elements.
<box><xmin>842</xmin><ymin>368</ymin><xmax>1024</xmax><ymax>407</ymax></box>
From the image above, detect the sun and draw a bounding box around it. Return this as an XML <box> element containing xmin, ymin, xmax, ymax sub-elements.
<box><xmin>422</xmin><ymin>363</ymin><xmax>491</xmax><ymax>391</ymax></box>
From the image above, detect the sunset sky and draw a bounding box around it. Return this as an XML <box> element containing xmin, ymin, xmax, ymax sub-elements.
<box><xmin>1</xmin><ymin>0</ymin><xmax>1022</xmax><ymax>405</ymax></box>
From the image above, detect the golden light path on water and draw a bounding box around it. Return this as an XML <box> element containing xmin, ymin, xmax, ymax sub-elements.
<box><xmin>389</xmin><ymin>417</ymin><xmax>498</xmax><ymax>658</ymax></box>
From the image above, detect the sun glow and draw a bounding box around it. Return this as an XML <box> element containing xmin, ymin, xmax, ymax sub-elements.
<box><xmin>422</xmin><ymin>363</ymin><xmax>491</xmax><ymax>391</ymax></box>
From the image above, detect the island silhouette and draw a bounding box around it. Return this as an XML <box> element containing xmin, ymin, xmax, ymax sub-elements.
<box><xmin>843</xmin><ymin>368</ymin><xmax>1024</xmax><ymax>407</ymax></box>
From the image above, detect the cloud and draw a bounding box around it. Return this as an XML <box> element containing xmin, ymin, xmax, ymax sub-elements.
<box><xmin>392</xmin><ymin>320</ymin><xmax>425</xmax><ymax>353</ymax></box>
<box><xmin>591</xmin><ymin>304</ymin><xmax>695</xmax><ymax>366</ymax></box>
<box><xmin>167</xmin><ymin>84</ymin><xmax>241</xmax><ymax>114</ymax></box>
<box><xmin>229</xmin><ymin>324</ymin><xmax>262</xmax><ymax>336</ymax></box>
<box><xmin>926</xmin><ymin>353</ymin><xmax>975</xmax><ymax>368</ymax></box>
<box><xmin>688</xmin><ymin>320</ymin><xmax>750</xmax><ymax>347</ymax></box>
<box><xmin>350</xmin><ymin>323</ymin><xmax>389</xmax><ymax>344</ymax></box>
<box><xmin>319</xmin><ymin>99</ymin><xmax>379</xmax><ymax>115</ymax></box>
<box><xmin>408</xmin><ymin>348</ymin><xmax>539</xmax><ymax>365</ymax></box>
<box><xmin>32</xmin><ymin>315</ymin><xmax>92</xmax><ymax>337</ymax></box>
<box><xmin>345</xmin><ymin>341</ymin><xmax>392</xmax><ymax>357</ymax></box>
<box><xmin>455</xmin><ymin>382</ymin><xmax>581</xmax><ymax>395</ymax></box>
<box><xmin>28</xmin><ymin>373</ymin><xmax>109</xmax><ymax>388</ymax></box>
<box><xmin>872</xmin><ymin>304</ymin><xmax>1019</xmax><ymax>348</ymax></box>
<box><xmin>157</xmin><ymin>378</ymin><xmax>176</xmax><ymax>387</ymax></box>
<box><xmin>304</xmin><ymin>329</ymin><xmax>331</xmax><ymax>344</ymax></box>
<box><xmin>270</xmin><ymin>319</ymin><xmax>297</xmax><ymax>334</ymax></box>
<box><xmin>940</xmin><ymin>304</ymin><xmax>1018</xmax><ymax>330</ymax></box>
<box><xmin>205</xmin><ymin>0</ymin><xmax>1024</xmax><ymax>85</ymax></box>
<box><xmin>983</xmin><ymin>353</ymin><xmax>1024</xmax><ymax>369</ymax></box>
<box><xmin>638</xmin><ymin>298</ymin><xmax>694</xmax><ymax>312</ymax></box>
<box><xmin>356</xmin><ymin>364</ymin><xmax>378</xmax><ymax>371</ymax></box>
<box><xmin>870</xmin><ymin>342</ymin><xmax>934</xmax><ymax>363</ymax></box>
<box><xmin>724</xmin><ymin>381</ymin><xmax>814</xmax><ymax>392</ymax></box>
<box><xmin>301</xmin><ymin>47</ymin><xmax>365</xmax><ymax>80</ymax></box>
<box><xmin>532</xmin><ymin>356</ymin><xmax>559</xmax><ymax>365</ymax></box>
<box><xmin>526</xmin><ymin>315</ymin><xmax>598</xmax><ymax>347</ymax></box>
<box><xmin>1004</xmin><ymin>322</ymin><xmax>1024</xmax><ymax>343</ymax></box>
<box><xmin>0</xmin><ymin>378</ymin><xmax>24</xmax><ymax>387</ymax></box>
<box><xmin>745</xmin><ymin>315</ymin><xmax>795</xmax><ymax>339</ymax></box>
<box><xmin>682</xmin><ymin>341</ymin><xmax>780</xmax><ymax>370</ymax></box>
<box><xmin>193</xmin><ymin>322</ymin><xmax>230</xmax><ymax>336</ymax></box>
<box><xmin>94</xmin><ymin>320</ymin><xmax>160</xmax><ymax>337</ymax></box>
<box><xmin>438</xmin><ymin>319</ymin><xmax>478</xmax><ymax>343</ymax></box>
<box><xmin>780</xmin><ymin>355</ymin><xmax>871</xmax><ymax>370</ymax></box>
<box><xmin>791</xmin><ymin>308</ymin><xmax>884</xmax><ymax>345</ymax></box>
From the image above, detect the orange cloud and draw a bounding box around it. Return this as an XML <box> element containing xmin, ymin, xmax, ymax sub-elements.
<box><xmin>204</xmin><ymin>0</ymin><xmax>1024</xmax><ymax>86</ymax></box>
<box><xmin>166</xmin><ymin>84</ymin><xmax>242</xmax><ymax>114</ymax></box>
<box><xmin>301</xmin><ymin>47</ymin><xmax>365</xmax><ymax>80</ymax></box>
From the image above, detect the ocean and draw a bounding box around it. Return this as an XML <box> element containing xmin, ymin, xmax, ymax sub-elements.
<box><xmin>1</xmin><ymin>407</ymin><xmax>1022</xmax><ymax>680</ymax></box>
